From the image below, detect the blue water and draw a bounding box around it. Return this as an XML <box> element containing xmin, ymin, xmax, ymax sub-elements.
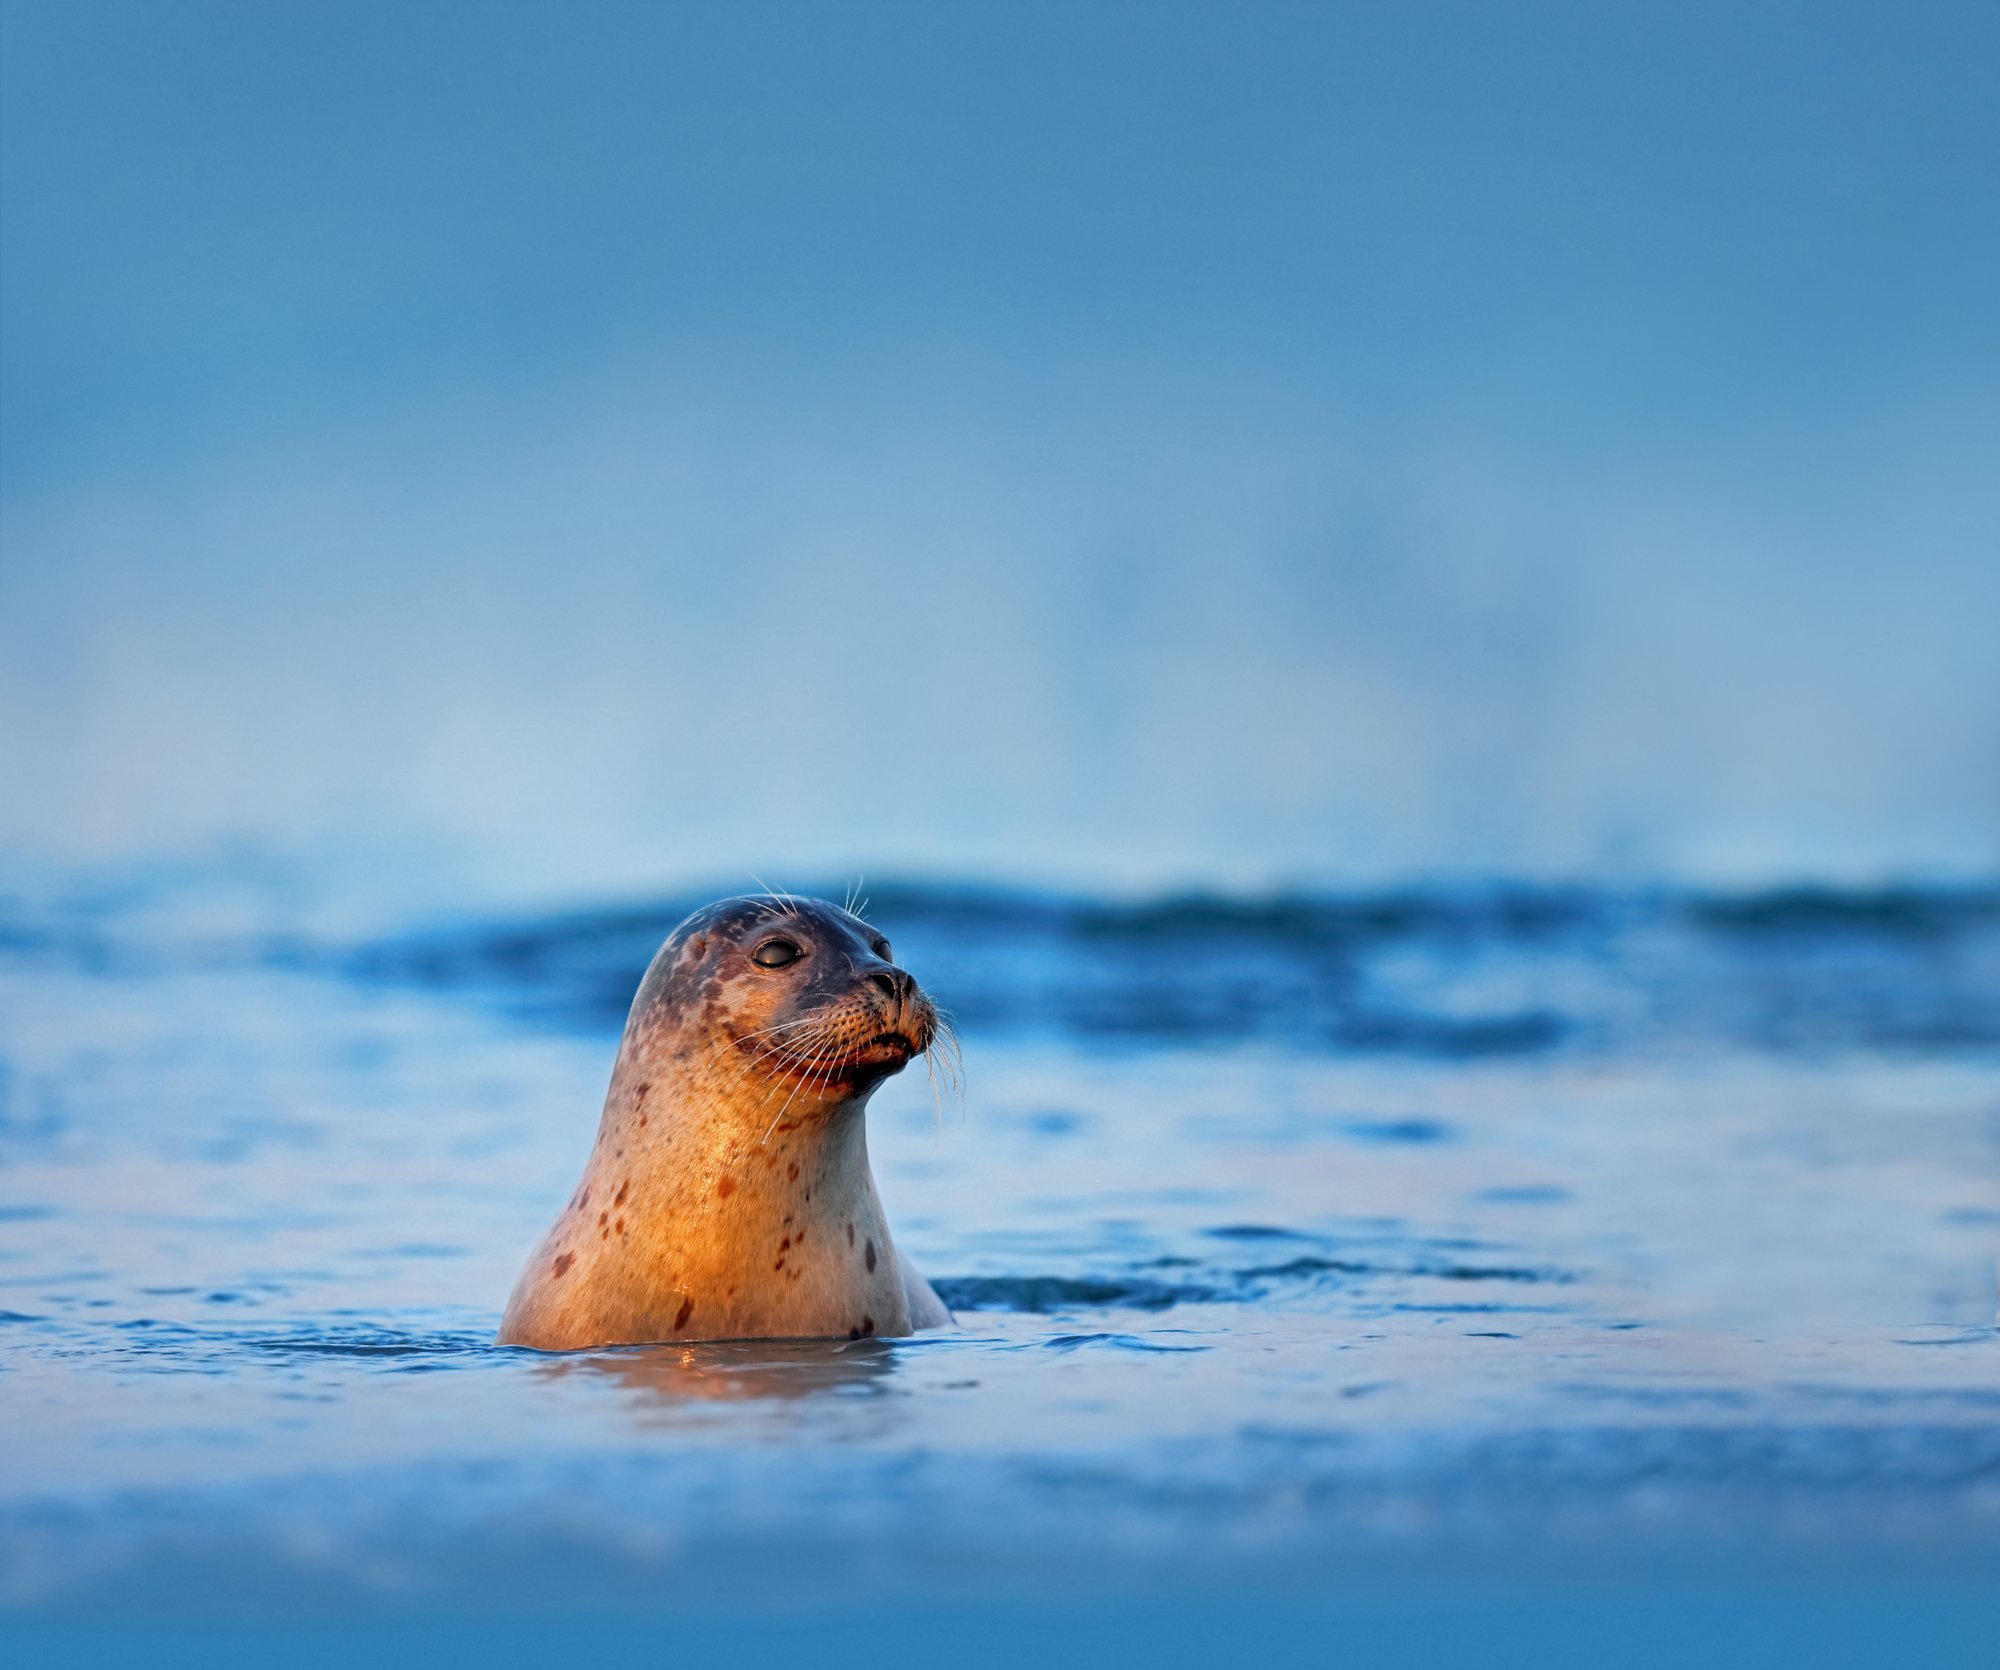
<box><xmin>3</xmin><ymin>873</ymin><xmax>1997</xmax><ymax>1664</ymax></box>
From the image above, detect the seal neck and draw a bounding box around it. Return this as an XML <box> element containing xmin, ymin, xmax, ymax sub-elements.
<box><xmin>597</xmin><ymin>1046</ymin><xmax>897</xmax><ymax>1304</ymax></box>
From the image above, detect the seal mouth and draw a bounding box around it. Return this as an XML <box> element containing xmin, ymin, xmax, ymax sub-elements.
<box><xmin>754</xmin><ymin>1028</ymin><xmax>921</xmax><ymax>1086</ymax></box>
<box><xmin>817</xmin><ymin>1030</ymin><xmax>921</xmax><ymax>1077</ymax></box>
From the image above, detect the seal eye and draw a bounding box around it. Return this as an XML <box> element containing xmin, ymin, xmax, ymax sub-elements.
<box><xmin>871</xmin><ymin>938</ymin><xmax>893</xmax><ymax>961</ymax></box>
<box><xmin>752</xmin><ymin>937</ymin><xmax>803</xmax><ymax>969</ymax></box>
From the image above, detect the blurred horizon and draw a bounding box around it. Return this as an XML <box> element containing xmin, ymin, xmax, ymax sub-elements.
<box><xmin>4</xmin><ymin>0</ymin><xmax>1997</xmax><ymax>902</ymax></box>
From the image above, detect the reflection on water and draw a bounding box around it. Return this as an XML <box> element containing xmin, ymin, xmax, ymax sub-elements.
<box><xmin>541</xmin><ymin>1337</ymin><xmax>899</xmax><ymax>1412</ymax></box>
<box><xmin>0</xmin><ymin>870</ymin><xmax>1996</xmax><ymax>1637</ymax></box>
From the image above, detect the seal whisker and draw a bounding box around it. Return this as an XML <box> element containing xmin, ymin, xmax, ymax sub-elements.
<box><xmin>731</xmin><ymin>1023</ymin><xmax>830</xmax><ymax>1092</ymax></box>
<box><xmin>703</xmin><ymin>1019</ymin><xmax>823</xmax><ymax>1081</ymax></box>
<box><xmin>726</xmin><ymin>1044</ymin><xmax>794</xmax><ymax>1092</ymax></box>
<box><xmin>760</xmin><ymin>1026</ymin><xmax>843</xmax><ymax>1145</ymax></box>
<box><xmin>925</xmin><ymin>1039</ymin><xmax>961</xmax><ymax>1111</ymax></box>
<box><xmin>742</xmin><ymin>874</ymin><xmax>804</xmax><ymax>923</ymax></box>
<box><xmin>927</xmin><ymin>1010</ymin><xmax>966</xmax><ymax>1101</ymax></box>
<box><xmin>702</xmin><ymin>1021</ymin><xmax>792</xmax><ymax>1062</ymax></box>
<box><xmin>723</xmin><ymin>1035</ymin><xmax>820</xmax><ymax>1101</ymax></box>
<box><xmin>714</xmin><ymin>1015</ymin><xmax>824</xmax><ymax>1058</ymax></box>
<box><xmin>759</xmin><ymin>1049</ymin><xmax>825</xmax><ymax>1144</ymax></box>
<box><xmin>929</xmin><ymin>1039</ymin><xmax>957</xmax><ymax>1100</ymax></box>
<box><xmin>922</xmin><ymin>1043</ymin><xmax>944</xmax><ymax>1133</ymax></box>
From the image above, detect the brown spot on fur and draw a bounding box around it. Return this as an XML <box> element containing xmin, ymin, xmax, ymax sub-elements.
<box><xmin>773</xmin><ymin>1257</ymin><xmax>786</xmax><ymax>1271</ymax></box>
<box><xmin>865</xmin><ymin>1239</ymin><xmax>877</xmax><ymax>1273</ymax></box>
<box><xmin>551</xmin><ymin>1252</ymin><xmax>573</xmax><ymax>1278</ymax></box>
<box><xmin>674</xmin><ymin>1297</ymin><xmax>694</xmax><ymax>1332</ymax></box>
<box><xmin>847</xmin><ymin>1223</ymin><xmax>854</xmax><ymax>1247</ymax></box>
<box><xmin>861</xmin><ymin>1314</ymin><xmax>875</xmax><ymax>1335</ymax></box>
<box><xmin>614</xmin><ymin>1180</ymin><xmax>629</xmax><ymax>1207</ymax></box>
<box><xmin>779</xmin><ymin>1237</ymin><xmax>791</xmax><ymax>1252</ymax></box>
<box><xmin>639</xmin><ymin>1114</ymin><xmax>648</xmax><ymax>1127</ymax></box>
<box><xmin>787</xmin><ymin>1162</ymin><xmax>800</xmax><ymax>1181</ymax></box>
<box><xmin>634</xmin><ymin>1080</ymin><xmax>651</xmax><ymax>1098</ymax></box>
<box><xmin>598</xmin><ymin>1212</ymin><xmax>608</xmax><ymax>1226</ymax></box>
<box><xmin>615</xmin><ymin>1217</ymin><xmax>625</xmax><ymax>1235</ymax></box>
<box><xmin>717</xmin><ymin>1176</ymin><xmax>736</xmax><ymax>1198</ymax></box>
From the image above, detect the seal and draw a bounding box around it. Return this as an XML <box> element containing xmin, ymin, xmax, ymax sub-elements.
<box><xmin>497</xmin><ymin>894</ymin><xmax>956</xmax><ymax>1350</ymax></box>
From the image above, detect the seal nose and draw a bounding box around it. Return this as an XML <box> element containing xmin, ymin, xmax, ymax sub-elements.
<box><xmin>868</xmin><ymin>968</ymin><xmax>914</xmax><ymax>1011</ymax></box>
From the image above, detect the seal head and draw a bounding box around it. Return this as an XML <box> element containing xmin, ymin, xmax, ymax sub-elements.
<box><xmin>641</xmin><ymin>894</ymin><xmax>936</xmax><ymax>1101</ymax></box>
<box><xmin>497</xmin><ymin>895</ymin><xmax>955</xmax><ymax>1350</ymax></box>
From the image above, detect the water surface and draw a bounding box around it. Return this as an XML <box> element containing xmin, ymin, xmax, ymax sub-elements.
<box><xmin>3</xmin><ymin>876</ymin><xmax>1996</xmax><ymax>1660</ymax></box>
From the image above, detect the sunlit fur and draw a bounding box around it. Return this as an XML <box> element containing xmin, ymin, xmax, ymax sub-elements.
<box><xmin>497</xmin><ymin>896</ymin><xmax>958</xmax><ymax>1350</ymax></box>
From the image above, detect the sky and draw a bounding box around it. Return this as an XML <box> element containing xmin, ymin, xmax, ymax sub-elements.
<box><xmin>2</xmin><ymin>0</ymin><xmax>1996</xmax><ymax>900</ymax></box>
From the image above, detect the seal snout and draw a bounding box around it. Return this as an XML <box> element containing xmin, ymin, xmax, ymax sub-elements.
<box><xmin>853</xmin><ymin>958</ymin><xmax>929</xmax><ymax>1055</ymax></box>
<box><xmin>867</xmin><ymin>968</ymin><xmax>914</xmax><ymax>1004</ymax></box>
<box><xmin>849</xmin><ymin>982</ymin><xmax>934</xmax><ymax>1070</ymax></box>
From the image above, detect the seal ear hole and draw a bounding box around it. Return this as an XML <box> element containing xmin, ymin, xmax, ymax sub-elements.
<box><xmin>752</xmin><ymin>937</ymin><xmax>804</xmax><ymax>969</ymax></box>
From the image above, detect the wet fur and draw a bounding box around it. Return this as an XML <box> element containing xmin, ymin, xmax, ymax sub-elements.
<box><xmin>497</xmin><ymin>897</ymin><xmax>953</xmax><ymax>1350</ymax></box>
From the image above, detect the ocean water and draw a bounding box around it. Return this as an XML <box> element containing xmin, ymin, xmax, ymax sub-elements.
<box><xmin>2</xmin><ymin>873</ymin><xmax>1997</xmax><ymax>1665</ymax></box>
